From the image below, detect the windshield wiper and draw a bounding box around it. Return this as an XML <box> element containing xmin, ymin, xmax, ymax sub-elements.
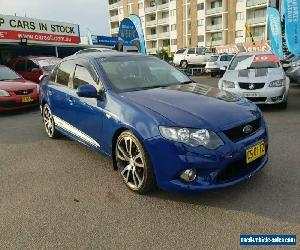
<box><xmin>181</xmin><ymin>80</ymin><xmax>194</xmax><ymax>84</ymax></box>
<box><xmin>138</xmin><ymin>85</ymin><xmax>169</xmax><ymax>90</ymax></box>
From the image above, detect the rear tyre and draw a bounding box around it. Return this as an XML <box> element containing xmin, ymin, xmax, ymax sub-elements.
<box><xmin>115</xmin><ymin>131</ymin><xmax>156</xmax><ymax>194</ymax></box>
<box><xmin>180</xmin><ymin>60</ymin><xmax>188</xmax><ymax>69</ymax></box>
<box><xmin>277</xmin><ymin>101</ymin><xmax>288</xmax><ymax>109</ymax></box>
<box><xmin>211</xmin><ymin>72</ymin><xmax>217</xmax><ymax>77</ymax></box>
<box><xmin>43</xmin><ymin>104</ymin><xmax>60</xmax><ymax>139</ymax></box>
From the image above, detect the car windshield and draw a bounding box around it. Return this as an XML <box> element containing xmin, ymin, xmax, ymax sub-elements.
<box><xmin>228</xmin><ymin>54</ymin><xmax>279</xmax><ymax>70</ymax></box>
<box><xmin>98</xmin><ymin>56</ymin><xmax>192</xmax><ymax>92</ymax></box>
<box><xmin>209</xmin><ymin>56</ymin><xmax>218</xmax><ymax>62</ymax></box>
<box><xmin>36</xmin><ymin>58</ymin><xmax>61</xmax><ymax>72</ymax></box>
<box><xmin>0</xmin><ymin>67</ymin><xmax>23</xmax><ymax>81</ymax></box>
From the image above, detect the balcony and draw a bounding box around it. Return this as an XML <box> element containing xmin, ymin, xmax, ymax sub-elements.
<box><xmin>157</xmin><ymin>18</ymin><xmax>169</xmax><ymax>25</ymax></box>
<box><xmin>146</xmin><ymin>20</ymin><xmax>157</xmax><ymax>27</ymax></box>
<box><xmin>206</xmin><ymin>7</ymin><xmax>223</xmax><ymax>15</ymax></box>
<box><xmin>110</xmin><ymin>15</ymin><xmax>119</xmax><ymax>22</ymax></box>
<box><xmin>157</xmin><ymin>3</ymin><xmax>169</xmax><ymax>11</ymax></box>
<box><xmin>246</xmin><ymin>36</ymin><xmax>265</xmax><ymax>43</ymax></box>
<box><xmin>145</xmin><ymin>6</ymin><xmax>157</xmax><ymax>13</ymax></box>
<box><xmin>207</xmin><ymin>39</ymin><xmax>224</xmax><ymax>46</ymax></box>
<box><xmin>146</xmin><ymin>34</ymin><xmax>158</xmax><ymax>40</ymax></box>
<box><xmin>111</xmin><ymin>27</ymin><xmax>119</xmax><ymax>34</ymax></box>
<box><xmin>109</xmin><ymin>1</ymin><xmax>121</xmax><ymax>10</ymax></box>
<box><xmin>206</xmin><ymin>23</ymin><xmax>223</xmax><ymax>31</ymax></box>
<box><xmin>246</xmin><ymin>0</ymin><xmax>268</xmax><ymax>8</ymax></box>
<box><xmin>247</xmin><ymin>16</ymin><xmax>266</xmax><ymax>25</ymax></box>
<box><xmin>158</xmin><ymin>32</ymin><xmax>170</xmax><ymax>38</ymax></box>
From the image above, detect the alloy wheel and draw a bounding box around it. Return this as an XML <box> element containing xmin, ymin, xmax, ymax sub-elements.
<box><xmin>43</xmin><ymin>105</ymin><xmax>55</xmax><ymax>137</ymax></box>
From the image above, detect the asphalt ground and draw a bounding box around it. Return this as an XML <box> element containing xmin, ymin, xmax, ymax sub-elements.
<box><xmin>0</xmin><ymin>76</ymin><xmax>299</xmax><ymax>249</ymax></box>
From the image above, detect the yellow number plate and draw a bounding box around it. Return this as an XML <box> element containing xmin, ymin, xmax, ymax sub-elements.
<box><xmin>22</xmin><ymin>97</ymin><xmax>34</xmax><ymax>103</ymax></box>
<box><xmin>246</xmin><ymin>141</ymin><xmax>266</xmax><ymax>164</ymax></box>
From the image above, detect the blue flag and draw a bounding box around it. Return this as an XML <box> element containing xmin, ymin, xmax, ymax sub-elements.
<box><xmin>284</xmin><ymin>0</ymin><xmax>300</xmax><ymax>56</ymax></box>
<box><xmin>129</xmin><ymin>15</ymin><xmax>146</xmax><ymax>54</ymax></box>
<box><xmin>267</xmin><ymin>7</ymin><xmax>284</xmax><ymax>59</ymax></box>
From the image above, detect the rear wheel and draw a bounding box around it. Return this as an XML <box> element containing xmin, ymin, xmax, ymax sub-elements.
<box><xmin>43</xmin><ymin>104</ymin><xmax>60</xmax><ymax>138</ymax></box>
<box><xmin>277</xmin><ymin>101</ymin><xmax>288</xmax><ymax>109</ymax></box>
<box><xmin>115</xmin><ymin>131</ymin><xmax>155</xmax><ymax>194</ymax></box>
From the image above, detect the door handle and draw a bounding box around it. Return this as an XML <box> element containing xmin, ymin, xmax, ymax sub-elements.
<box><xmin>68</xmin><ymin>97</ymin><xmax>75</xmax><ymax>105</ymax></box>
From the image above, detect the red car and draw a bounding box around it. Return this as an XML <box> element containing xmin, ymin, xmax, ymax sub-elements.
<box><xmin>0</xmin><ymin>65</ymin><xmax>39</xmax><ymax>111</ymax></box>
<box><xmin>10</xmin><ymin>56</ymin><xmax>61</xmax><ymax>83</ymax></box>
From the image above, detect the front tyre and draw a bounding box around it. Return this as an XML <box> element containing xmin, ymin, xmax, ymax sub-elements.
<box><xmin>115</xmin><ymin>131</ymin><xmax>155</xmax><ymax>194</ymax></box>
<box><xmin>43</xmin><ymin>104</ymin><xmax>60</xmax><ymax>138</ymax></box>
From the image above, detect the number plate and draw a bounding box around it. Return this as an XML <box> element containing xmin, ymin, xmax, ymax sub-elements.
<box><xmin>246</xmin><ymin>141</ymin><xmax>266</xmax><ymax>164</ymax></box>
<box><xmin>243</xmin><ymin>92</ymin><xmax>260</xmax><ymax>97</ymax></box>
<box><xmin>22</xmin><ymin>97</ymin><xmax>34</xmax><ymax>103</ymax></box>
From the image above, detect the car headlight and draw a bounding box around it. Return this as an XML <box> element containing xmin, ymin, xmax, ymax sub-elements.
<box><xmin>159</xmin><ymin>126</ymin><xmax>224</xmax><ymax>149</ymax></box>
<box><xmin>269</xmin><ymin>79</ymin><xmax>284</xmax><ymax>87</ymax></box>
<box><xmin>0</xmin><ymin>89</ymin><xmax>10</xmax><ymax>97</ymax></box>
<box><xmin>222</xmin><ymin>80</ymin><xmax>235</xmax><ymax>88</ymax></box>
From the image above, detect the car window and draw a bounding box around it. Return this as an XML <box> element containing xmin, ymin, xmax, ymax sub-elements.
<box><xmin>228</xmin><ymin>54</ymin><xmax>279</xmax><ymax>70</ymax></box>
<box><xmin>98</xmin><ymin>56</ymin><xmax>191</xmax><ymax>92</ymax></box>
<box><xmin>209</xmin><ymin>56</ymin><xmax>219</xmax><ymax>62</ymax></box>
<box><xmin>0</xmin><ymin>67</ymin><xmax>23</xmax><ymax>81</ymax></box>
<box><xmin>56</xmin><ymin>60</ymin><xmax>75</xmax><ymax>86</ymax></box>
<box><xmin>187</xmin><ymin>48</ymin><xmax>195</xmax><ymax>55</ymax></box>
<box><xmin>196</xmin><ymin>48</ymin><xmax>205</xmax><ymax>55</ymax></box>
<box><xmin>27</xmin><ymin>60</ymin><xmax>39</xmax><ymax>72</ymax></box>
<box><xmin>49</xmin><ymin>66</ymin><xmax>58</xmax><ymax>82</ymax></box>
<box><xmin>15</xmin><ymin>60</ymin><xmax>26</xmax><ymax>71</ymax></box>
<box><xmin>176</xmin><ymin>49</ymin><xmax>185</xmax><ymax>54</ymax></box>
<box><xmin>73</xmin><ymin>65</ymin><xmax>96</xmax><ymax>89</ymax></box>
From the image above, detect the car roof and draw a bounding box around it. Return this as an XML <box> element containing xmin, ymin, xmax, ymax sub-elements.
<box><xmin>236</xmin><ymin>51</ymin><xmax>274</xmax><ymax>56</ymax></box>
<box><xmin>13</xmin><ymin>56</ymin><xmax>60</xmax><ymax>60</ymax></box>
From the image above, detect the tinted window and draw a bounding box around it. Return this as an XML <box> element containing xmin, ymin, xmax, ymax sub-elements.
<box><xmin>98</xmin><ymin>56</ymin><xmax>191</xmax><ymax>92</ymax></box>
<box><xmin>56</xmin><ymin>60</ymin><xmax>75</xmax><ymax>86</ymax></box>
<box><xmin>73</xmin><ymin>65</ymin><xmax>96</xmax><ymax>89</ymax></box>
<box><xmin>0</xmin><ymin>67</ymin><xmax>23</xmax><ymax>81</ymax></box>
<box><xmin>15</xmin><ymin>60</ymin><xmax>26</xmax><ymax>71</ymax></box>
<box><xmin>27</xmin><ymin>60</ymin><xmax>39</xmax><ymax>72</ymax></box>
<box><xmin>187</xmin><ymin>48</ymin><xmax>195</xmax><ymax>54</ymax></box>
<box><xmin>176</xmin><ymin>49</ymin><xmax>185</xmax><ymax>54</ymax></box>
<box><xmin>209</xmin><ymin>55</ymin><xmax>219</xmax><ymax>62</ymax></box>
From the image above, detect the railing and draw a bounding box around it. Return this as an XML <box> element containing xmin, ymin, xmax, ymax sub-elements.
<box><xmin>246</xmin><ymin>0</ymin><xmax>268</xmax><ymax>7</ymax></box>
<box><xmin>110</xmin><ymin>15</ymin><xmax>119</xmax><ymax>22</ymax></box>
<box><xmin>157</xmin><ymin>3</ymin><xmax>169</xmax><ymax>10</ymax></box>
<box><xmin>206</xmin><ymin>7</ymin><xmax>223</xmax><ymax>15</ymax></box>
<box><xmin>146</xmin><ymin>34</ymin><xmax>158</xmax><ymax>40</ymax></box>
<box><xmin>247</xmin><ymin>16</ymin><xmax>266</xmax><ymax>25</ymax></box>
<box><xmin>158</xmin><ymin>32</ymin><xmax>170</xmax><ymax>38</ymax></box>
<box><xmin>145</xmin><ymin>6</ymin><xmax>157</xmax><ymax>13</ymax></box>
<box><xmin>206</xmin><ymin>23</ymin><xmax>223</xmax><ymax>31</ymax></box>
<box><xmin>146</xmin><ymin>20</ymin><xmax>157</xmax><ymax>26</ymax></box>
<box><xmin>109</xmin><ymin>1</ymin><xmax>121</xmax><ymax>10</ymax></box>
<box><xmin>157</xmin><ymin>18</ymin><xmax>169</xmax><ymax>25</ymax></box>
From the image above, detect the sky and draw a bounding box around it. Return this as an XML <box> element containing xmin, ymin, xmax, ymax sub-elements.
<box><xmin>0</xmin><ymin>0</ymin><xmax>110</xmax><ymax>36</ymax></box>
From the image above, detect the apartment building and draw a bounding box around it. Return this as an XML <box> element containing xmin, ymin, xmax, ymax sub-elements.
<box><xmin>108</xmin><ymin>0</ymin><xmax>276</xmax><ymax>54</ymax></box>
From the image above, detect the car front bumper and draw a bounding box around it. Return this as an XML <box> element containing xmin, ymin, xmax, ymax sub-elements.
<box><xmin>0</xmin><ymin>94</ymin><xmax>39</xmax><ymax>111</ymax></box>
<box><xmin>286</xmin><ymin>66</ymin><xmax>300</xmax><ymax>83</ymax></box>
<box><xmin>144</xmin><ymin>120</ymin><xmax>268</xmax><ymax>192</ymax></box>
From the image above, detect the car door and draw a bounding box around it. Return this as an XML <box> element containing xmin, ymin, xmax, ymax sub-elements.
<box><xmin>186</xmin><ymin>48</ymin><xmax>196</xmax><ymax>64</ymax></box>
<box><xmin>47</xmin><ymin>60</ymin><xmax>76</xmax><ymax>127</ymax></box>
<box><xmin>66</xmin><ymin>61</ymin><xmax>105</xmax><ymax>150</ymax></box>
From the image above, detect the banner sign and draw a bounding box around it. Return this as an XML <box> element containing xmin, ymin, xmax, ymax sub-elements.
<box><xmin>129</xmin><ymin>15</ymin><xmax>146</xmax><ymax>54</ymax></box>
<box><xmin>243</xmin><ymin>41</ymin><xmax>271</xmax><ymax>52</ymax></box>
<box><xmin>90</xmin><ymin>35</ymin><xmax>117</xmax><ymax>46</ymax></box>
<box><xmin>283</xmin><ymin>0</ymin><xmax>300</xmax><ymax>56</ymax></box>
<box><xmin>267</xmin><ymin>7</ymin><xmax>284</xmax><ymax>59</ymax></box>
<box><xmin>0</xmin><ymin>14</ymin><xmax>80</xmax><ymax>44</ymax></box>
<box><xmin>216</xmin><ymin>44</ymin><xmax>239</xmax><ymax>54</ymax></box>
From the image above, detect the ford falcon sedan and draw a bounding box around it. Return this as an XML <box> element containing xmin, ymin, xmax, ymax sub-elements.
<box><xmin>40</xmin><ymin>52</ymin><xmax>268</xmax><ymax>194</ymax></box>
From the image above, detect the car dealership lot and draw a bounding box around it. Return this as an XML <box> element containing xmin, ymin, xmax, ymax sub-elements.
<box><xmin>0</xmin><ymin>76</ymin><xmax>299</xmax><ymax>249</ymax></box>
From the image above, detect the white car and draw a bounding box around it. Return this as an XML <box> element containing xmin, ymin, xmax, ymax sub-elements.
<box><xmin>218</xmin><ymin>52</ymin><xmax>290</xmax><ymax>108</ymax></box>
<box><xmin>205</xmin><ymin>54</ymin><xmax>235</xmax><ymax>77</ymax></box>
<box><xmin>173</xmin><ymin>47</ymin><xmax>211</xmax><ymax>68</ymax></box>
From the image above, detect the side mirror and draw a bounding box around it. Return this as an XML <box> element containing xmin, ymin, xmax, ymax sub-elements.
<box><xmin>77</xmin><ymin>84</ymin><xmax>103</xmax><ymax>99</ymax></box>
<box><xmin>220</xmin><ymin>66</ymin><xmax>227</xmax><ymax>71</ymax></box>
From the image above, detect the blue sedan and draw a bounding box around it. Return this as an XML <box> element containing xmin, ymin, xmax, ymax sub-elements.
<box><xmin>40</xmin><ymin>52</ymin><xmax>268</xmax><ymax>194</ymax></box>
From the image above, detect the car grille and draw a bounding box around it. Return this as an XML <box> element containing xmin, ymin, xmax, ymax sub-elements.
<box><xmin>239</xmin><ymin>82</ymin><xmax>265</xmax><ymax>90</ymax></box>
<box><xmin>216</xmin><ymin>150</ymin><xmax>267</xmax><ymax>183</ymax></box>
<box><xmin>0</xmin><ymin>100</ymin><xmax>38</xmax><ymax>108</ymax></box>
<box><xmin>223</xmin><ymin>118</ymin><xmax>261</xmax><ymax>142</ymax></box>
<box><xmin>246</xmin><ymin>97</ymin><xmax>267</xmax><ymax>103</ymax></box>
<box><xmin>14</xmin><ymin>89</ymin><xmax>34</xmax><ymax>95</ymax></box>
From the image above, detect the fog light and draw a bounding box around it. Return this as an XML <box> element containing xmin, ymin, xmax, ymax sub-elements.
<box><xmin>180</xmin><ymin>169</ymin><xmax>197</xmax><ymax>182</ymax></box>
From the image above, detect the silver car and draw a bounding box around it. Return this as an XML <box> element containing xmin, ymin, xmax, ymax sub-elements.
<box><xmin>218</xmin><ymin>52</ymin><xmax>290</xmax><ymax>108</ymax></box>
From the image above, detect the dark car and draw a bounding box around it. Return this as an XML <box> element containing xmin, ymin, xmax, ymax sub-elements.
<box><xmin>10</xmin><ymin>56</ymin><xmax>61</xmax><ymax>83</ymax></box>
<box><xmin>40</xmin><ymin>52</ymin><xmax>268</xmax><ymax>194</ymax></box>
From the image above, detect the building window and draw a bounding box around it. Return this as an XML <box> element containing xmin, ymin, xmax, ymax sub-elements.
<box><xmin>198</xmin><ymin>35</ymin><xmax>204</xmax><ymax>42</ymax></box>
<box><xmin>171</xmin><ymin>24</ymin><xmax>176</xmax><ymax>31</ymax></box>
<box><xmin>235</xmin><ymin>30</ymin><xmax>244</xmax><ymax>38</ymax></box>
<box><xmin>197</xmin><ymin>19</ymin><xmax>204</xmax><ymax>26</ymax></box>
<box><xmin>171</xmin><ymin>39</ymin><xmax>177</xmax><ymax>45</ymax></box>
<box><xmin>197</xmin><ymin>2</ymin><xmax>204</xmax><ymax>10</ymax></box>
<box><xmin>236</xmin><ymin>12</ymin><xmax>244</xmax><ymax>20</ymax></box>
<box><xmin>138</xmin><ymin>2</ymin><xmax>143</xmax><ymax>9</ymax></box>
<box><xmin>170</xmin><ymin>10</ymin><xmax>176</xmax><ymax>16</ymax></box>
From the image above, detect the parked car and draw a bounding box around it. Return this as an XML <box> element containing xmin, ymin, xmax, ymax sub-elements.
<box><xmin>0</xmin><ymin>65</ymin><xmax>39</xmax><ymax>111</ymax></box>
<box><xmin>74</xmin><ymin>48</ymin><xmax>112</xmax><ymax>55</ymax></box>
<box><xmin>218</xmin><ymin>52</ymin><xmax>290</xmax><ymax>109</ymax></box>
<box><xmin>40</xmin><ymin>51</ymin><xmax>268</xmax><ymax>194</ymax></box>
<box><xmin>205</xmin><ymin>54</ymin><xmax>235</xmax><ymax>77</ymax></box>
<box><xmin>10</xmin><ymin>56</ymin><xmax>61</xmax><ymax>83</ymax></box>
<box><xmin>173</xmin><ymin>47</ymin><xmax>211</xmax><ymax>68</ymax></box>
<box><xmin>286</xmin><ymin>58</ymin><xmax>300</xmax><ymax>84</ymax></box>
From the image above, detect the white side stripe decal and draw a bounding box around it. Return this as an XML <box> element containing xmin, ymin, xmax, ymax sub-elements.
<box><xmin>53</xmin><ymin>115</ymin><xmax>100</xmax><ymax>148</ymax></box>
